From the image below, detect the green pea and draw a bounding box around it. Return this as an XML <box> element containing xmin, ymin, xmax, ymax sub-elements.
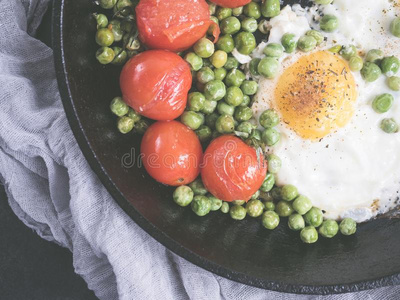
<box><xmin>260</xmin><ymin>191</ymin><xmax>273</xmax><ymax>202</ymax></box>
<box><xmin>339</xmin><ymin>45</ymin><xmax>357</xmax><ymax>60</ymax></box>
<box><xmin>114</xmin><ymin>0</ymin><xmax>133</xmax><ymax>11</ymax></box>
<box><xmin>202</xmin><ymin>58</ymin><xmax>213</xmax><ymax>69</ymax></box>
<box><xmin>281</xmin><ymin>184</ymin><xmax>298</xmax><ymax>201</ymax></box>
<box><xmin>123</xmin><ymin>34</ymin><xmax>141</xmax><ymax>51</ymax></box>
<box><xmin>117</xmin><ymin>116</ymin><xmax>134</xmax><ymax>134</ymax></box>
<box><xmin>234</xmin><ymin>32</ymin><xmax>256</xmax><ymax>55</ymax></box>
<box><xmin>127</xmin><ymin>109</ymin><xmax>141</xmax><ymax>123</ymax></box>
<box><xmin>188</xmin><ymin>92</ymin><xmax>206</xmax><ymax>112</ymax></box>
<box><xmin>297</xmin><ymin>35</ymin><xmax>317</xmax><ymax>52</ymax></box>
<box><xmin>96</xmin><ymin>28</ymin><xmax>114</xmax><ymax>47</ymax></box>
<box><xmin>366</xmin><ymin>49</ymin><xmax>384</xmax><ymax>63</ymax></box>
<box><xmin>209</xmin><ymin>2</ymin><xmax>217</xmax><ymax>15</ymax></box>
<box><xmin>110</xmin><ymin>97</ymin><xmax>129</xmax><ymax>117</ymax></box>
<box><xmin>173</xmin><ymin>186</ymin><xmax>194</xmax><ymax>207</ymax></box>
<box><xmin>261</xmin><ymin>0</ymin><xmax>280</xmax><ymax>18</ymax></box>
<box><xmin>304</xmin><ymin>207</ymin><xmax>323</xmax><ymax>227</ymax></box>
<box><xmin>194</xmin><ymin>38</ymin><xmax>215</xmax><ymax>58</ymax></box>
<box><xmin>264</xmin><ymin>201</ymin><xmax>275</xmax><ymax>211</ymax></box>
<box><xmin>288</xmin><ymin>214</ymin><xmax>305</xmax><ymax>231</ymax></box>
<box><xmin>262</xmin><ymin>128</ymin><xmax>280</xmax><ymax>146</ymax></box>
<box><xmin>300</xmin><ymin>226</ymin><xmax>318</xmax><ymax>244</ymax></box>
<box><xmin>99</xmin><ymin>0</ymin><xmax>117</xmax><ymax>9</ymax></box>
<box><xmin>206</xmin><ymin>112</ymin><xmax>219</xmax><ymax>129</ymax></box>
<box><xmin>320</xmin><ymin>15</ymin><xmax>339</xmax><ymax>32</ymax></box>
<box><xmin>210</xmin><ymin>50</ymin><xmax>228</xmax><ymax>68</ymax></box>
<box><xmin>328</xmin><ymin>45</ymin><xmax>342</xmax><ymax>53</ymax></box>
<box><xmin>230</xmin><ymin>205</ymin><xmax>247</xmax><ymax>220</ymax></box>
<box><xmin>258</xmin><ymin>57</ymin><xmax>280</xmax><ymax>79</ymax></box>
<box><xmin>225</xmin><ymin>86</ymin><xmax>244</xmax><ymax>106</ymax></box>
<box><xmin>111</xmin><ymin>47</ymin><xmax>128</xmax><ymax>65</ymax></box>
<box><xmin>221</xmin><ymin>202</ymin><xmax>230</xmax><ymax>214</ymax></box>
<box><xmin>216</xmin><ymin>7</ymin><xmax>232</xmax><ymax>21</ymax></box>
<box><xmin>348</xmin><ymin>56</ymin><xmax>364</xmax><ymax>72</ymax></box>
<box><xmin>236</xmin><ymin>121</ymin><xmax>255</xmax><ymax>135</ymax></box>
<box><xmin>250</xmin><ymin>58</ymin><xmax>261</xmax><ymax>76</ymax></box>
<box><xmin>339</xmin><ymin>218</ymin><xmax>357</xmax><ymax>235</ymax></box>
<box><xmin>216</xmin><ymin>34</ymin><xmax>235</xmax><ymax>53</ymax></box>
<box><xmin>225</xmin><ymin>69</ymin><xmax>246</xmax><ymax>87</ymax></box>
<box><xmin>372</xmin><ymin>94</ymin><xmax>394</xmax><ymax>113</ymax></box>
<box><xmin>262</xmin><ymin>211</ymin><xmax>280</xmax><ymax>230</ymax></box>
<box><xmin>185</xmin><ymin>52</ymin><xmax>203</xmax><ymax>71</ymax></box>
<box><xmin>292</xmin><ymin>195</ymin><xmax>312</xmax><ymax>215</ymax></box>
<box><xmin>241</xmin><ymin>17</ymin><xmax>258</xmax><ymax>33</ymax></box>
<box><xmin>314</xmin><ymin>0</ymin><xmax>333</xmax><ymax>4</ymax></box>
<box><xmin>361</xmin><ymin>62</ymin><xmax>382</xmax><ymax>82</ymax></box>
<box><xmin>191</xmin><ymin>195</ymin><xmax>211</xmax><ymax>216</ymax></box>
<box><xmin>132</xmin><ymin>119</ymin><xmax>149</xmax><ymax>134</ymax></box>
<box><xmin>232</xmin><ymin>6</ymin><xmax>244</xmax><ymax>16</ymax></box>
<box><xmin>220</xmin><ymin>17</ymin><xmax>241</xmax><ymax>35</ymax></box>
<box><xmin>234</xmin><ymin>106</ymin><xmax>253</xmax><ymax>122</ymax></box>
<box><xmin>281</xmin><ymin>33</ymin><xmax>297</xmax><ymax>53</ymax></box>
<box><xmin>195</xmin><ymin>125</ymin><xmax>212</xmax><ymax>142</ymax></box>
<box><xmin>216</xmin><ymin>114</ymin><xmax>235</xmax><ymax>133</ymax></box>
<box><xmin>241</xmin><ymin>95</ymin><xmax>251</xmax><ymax>107</ymax></box>
<box><xmin>109</xmin><ymin>19</ymin><xmax>123</xmax><ymax>42</ymax></box>
<box><xmin>270</xmin><ymin>187</ymin><xmax>281</xmax><ymax>200</ymax></box>
<box><xmin>217</xmin><ymin>101</ymin><xmax>235</xmax><ymax>116</ymax></box>
<box><xmin>390</xmin><ymin>17</ymin><xmax>400</xmax><ymax>38</ymax></box>
<box><xmin>251</xmin><ymin>190</ymin><xmax>260</xmax><ymax>200</ymax></box>
<box><xmin>204</xmin><ymin>80</ymin><xmax>227</xmax><ymax>101</ymax></box>
<box><xmin>121</xmin><ymin>19</ymin><xmax>134</xmax><ymax>33</ymax></box>
<box><xmin>224</xmin><ymin>57</ymin><xmax>239</xmax><ymax>70</ymax></box>
<box><xmin>189</xmin><ymin>178</ymin><xmax>208</xmax><ymax>195</ymax></box>
<box><xmin>380</xmin><ymin>118</ymin><xmax>399</xmax><ymax>134</ymax></box>
<box><xmin>197</xmin><ymin>67</ymin><xmax>215</xmax><ymax>84</ymax></box>
<box><xmin>276</xmin><ymin>201</ymin><xmax>294</xmax><ymax>217</ymax></box>
<box><xmin>266</xmin><ymin>154</ymin><xmax>281</xmax><ymax>174</ymax></box>
<box><xmin>201</xmin><ymin>100</ymin><xmax>218</xmax><ymax>114</ymax></box>
<box><xmin>246</xmin><ymin>199</ymin><xmax>264</xmax><ymax>217</ymax></box>
<box><xmin>96</xmin><ymin>47</ymin><xmax>115</xmax><ymax>64</ymax></box>
<box><xmin>258</xmin><ymin>20</ymin><xmax>269</xmax><ymax>34</ymax></box>
<box><xmin>243</xmin><ymin>2</ymin><xmax>261</xmax><ymax>19</ymax></box>
<box><xmin>259</xmin><ymin>109</ymin><xmax>280</xmax><ymax>128</ymax></box>
<box><xmin>381</xmin><ymin>56</ymin><xmax>400</xmax><ymax>76</ymax></box>
<box><xmin>249</xmin><ymin>129</ymin><xmax>262</xmax><ymax>141</ymax></box>
<box><xmin>214</xmin><ymin>68</ymin><xmax>227</xmax><ymax>81</ymax></box>
<box><xmin>263</xmin><ymin>43</ymin><xmax>284</xmax><ymax>58</ymax></box>
<box><xmin>388</xmin><ymin>76</ymin><xmax>400</xmax><ymax>91</ymax></box>
<box><xmin>319</xmin><ymin>219</ymin><xmax>339</xmax><ymax>238</ymax></box>
<box><xmin>207</xmin><ymin>195</ymin><xmax>222</xmax><ymax>211</ymax></box>
<box><xmin>260</xmin><ymin>173</ymin><xmax>275</xmax><ymax>193</ymax></box>
<box><xmin>306</xmin><ymin>30</ymin><xmax>324</xmax><ymax>45</ymax></box>
<box><xmin>232</xmin><ymin>200</ymin><xmax>245</xmax><ymax>206</ymax></box>
<box><xmin>94</xmin><ymin>13</ymin><xmax>108</xmax><ymax>29</ymax></box>
<box><xmin>181</xmin><ymin>111</ymin><xmax>204</xmax><ymax>130</ymax></box>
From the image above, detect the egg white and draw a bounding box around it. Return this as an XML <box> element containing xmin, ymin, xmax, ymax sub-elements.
<box><xmin>251</xmin><ymin>2</ymin><xmax>400</xmax><ymax>222</ymax></box>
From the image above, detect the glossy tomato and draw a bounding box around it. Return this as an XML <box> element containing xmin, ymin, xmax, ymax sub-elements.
<box><xmin>141</xmin><ymin>121</ymin><xmax>203</xmax><ymax>186</ymax></box>
<box><xmin>136</xmin><ymin>0</ymin><xmax>218</xmax><ymax>52</ymax></box>
<box><xmin>201</xmin><ymin>136</ymin><xmax>267</xmax><ymax>202</ymax></box>
<box><xmin>209</xmin><ymin>0</ymin><xmax>251</xmax><ymax>8</ymax></box>
<box><xmin>120</xmin><ymin>50</ymin><xmax>192</xmax><ymax>121</ymax></box>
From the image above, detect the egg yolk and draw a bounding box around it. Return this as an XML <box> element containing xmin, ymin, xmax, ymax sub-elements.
<box><xmin>274</xmin><ymin>51</ymin><xmax>357</xmax><ymax>140</ymax></box>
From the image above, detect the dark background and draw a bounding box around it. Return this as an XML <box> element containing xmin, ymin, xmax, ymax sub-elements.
<box><xmin>0</xmin><ymin>4</ymin><xmax>97</xmax><ymax>300</ymax></box>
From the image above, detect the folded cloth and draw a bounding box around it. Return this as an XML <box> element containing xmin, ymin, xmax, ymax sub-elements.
<box><xmin>1</xmin><ymin>1</ymin><xmax>400</xmax><ymax>299</ymax></box>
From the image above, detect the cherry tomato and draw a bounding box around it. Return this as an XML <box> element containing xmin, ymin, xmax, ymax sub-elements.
<box><xmin>120</xmin><ymin>50</ymin><xmax>192</xmax><ymax>121</ymax></box>
<box><xmin>201</xmin><ymin>136</ymin><xmax>267</xmax><ymax>202</ymax></box>
<box><xmin>136</xmin><ymin>0</ymin><xmax>219</xmax><ymax>52</ymax></box>
<box><xmin>141</xmin><ymin>121</ymin><xmax>203</xmax><ymax>186</ymax></box>
<box><xmin>209</xmin><ymin>0</ymin><xmax>251</xmax><ymax>8</ymax></box>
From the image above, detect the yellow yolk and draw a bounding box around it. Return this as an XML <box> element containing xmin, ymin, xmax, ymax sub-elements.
<box><xmin>274</xmin><ymin>51</ymin><xmax>357</xmax><ymax>140</ymax></box>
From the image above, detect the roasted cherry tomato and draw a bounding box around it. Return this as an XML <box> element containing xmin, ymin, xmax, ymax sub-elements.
<box><xmin>120</xmin><ymin>50</ymin><xmax>192</xmax><ymax>121</ymax></box>
<box><xmin>201</xmin><ymin>135</ymin><xmax>267</xmax><ymax>202</ymax></box>
<box><xmin>141</xmin><ymin>121</ymin><xmax>203</xmax><ymax>186</ymax></box>
<box><xmin>136</xmin><ymin>0</ymin><xmax>218</xmax><ymax>51</ymax></box>
<box><xmin>209</xmin><ymin>0</ymin><xmax>252</xmax><ymax>8</ymax></box>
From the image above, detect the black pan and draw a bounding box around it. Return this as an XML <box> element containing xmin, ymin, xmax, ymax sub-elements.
<box><xmin>52</xmin><ymin>0</ymin><xmax>400</xmax><ymax>294</ymax></box>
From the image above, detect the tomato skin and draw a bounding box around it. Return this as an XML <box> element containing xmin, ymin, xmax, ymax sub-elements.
<box><xmin>141</xmin><ymin>121</ymin><xmax>203</xmax><ymax>186</ymax></box>
<box><xmin>201</xmin><ymin>136</ymin><xmax>267</xmax><ymax>202</ymax></box>
<box><xmin>120</xmin><ymin>50</ymin><xmax>192</xmax><ymax>121</ymax></box>
<box><xmin>136</xmin><ymin>0</ymin><xmax>214</xmax><ymax>52</ymax></box>
<box><xmin>209</xmin><ymin>0</ymin><xmax>251</xmax><ymax>8</ymax></box>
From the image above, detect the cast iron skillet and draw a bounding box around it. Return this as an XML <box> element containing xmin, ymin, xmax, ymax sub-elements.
<box><xmin>52</xmin><ymin>0</ymin><xmax>400</xmax><ymax>294</ymax></box>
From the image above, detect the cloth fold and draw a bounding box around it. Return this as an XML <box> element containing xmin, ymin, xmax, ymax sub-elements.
<box><xmin>1</xmin><ymin>0</ymin><xmax>399</xmax><ymax>299</ymax></box>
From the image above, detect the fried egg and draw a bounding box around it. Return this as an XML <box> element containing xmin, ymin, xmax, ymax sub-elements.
<box><xmin>251</xmin><ymin>1</ymin><xmax>400</xmax><ymax>222</ymax></box>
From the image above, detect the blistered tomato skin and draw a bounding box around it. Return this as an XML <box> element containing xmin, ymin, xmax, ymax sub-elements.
<box><xmin>201</xmin><ymin>136</ymin><xmax>267</xmax><ymax>202</ymax></box>
<box><xmin>141</xmin><ymin>121</ymin><xmax>203</xmax><ymax>186</ymax></box>
<box><xmin>120</xmin><ymin>50</ymin><xmax>192</xmax><ymax>121</ymax></box>
<box><xmin>136</xmin><ymin>0</ymin><xmax>218</xmax><ymax>52</ymax></box>
<box><xmin>209</xmin><ymin>0</ymin><xmax>252</xmax><ymax>8</ymax></box>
